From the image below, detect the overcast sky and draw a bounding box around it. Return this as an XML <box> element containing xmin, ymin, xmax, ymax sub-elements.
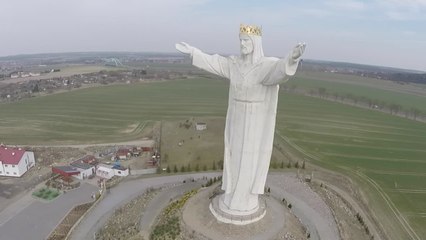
<box><xmin>1</xmin><ymin>0</ymin><xmax>425</xmax><ymax>71</ymax></box>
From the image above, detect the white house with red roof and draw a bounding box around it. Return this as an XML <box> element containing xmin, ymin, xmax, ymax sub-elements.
<box><xmin>0</xmin><ymin>146</ymin><xmax>35</xmax><ymax>177</ymax></box>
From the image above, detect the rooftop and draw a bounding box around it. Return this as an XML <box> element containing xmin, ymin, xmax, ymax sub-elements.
<box><xmin>0</xmin><ymin>146</ymin><xmax>26</xmax><ymax>165</ymax></box>
<box><xmin>70</xmin><ymin>160</ymin><xmax>93</xmax><ymax>170</ymax></box>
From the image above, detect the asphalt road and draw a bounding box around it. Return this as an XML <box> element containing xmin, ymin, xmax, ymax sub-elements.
<box><xmin>0</xmin><ymin>182</ymin><xmax>98</xmax><ymax>240</ymax></box>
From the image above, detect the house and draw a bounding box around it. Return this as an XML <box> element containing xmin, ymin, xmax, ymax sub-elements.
<box><xmin>0</xmin><ymin>146</ymin><xmax>35</xmax><ymax>177</ymax></box>
<box><xmin>70</xmin><ymin>159</ymin><xmax>95</xmax><ymax>180</ymax></box>
<box><xmin>195</xmin><ymin>122</ymin><xmax>207</xmax><ymax>131</ymax></box>
<box><xmin>96</xmin><ymin>165</ymin><xmax>115</xmax><ymax>179</ymax></box>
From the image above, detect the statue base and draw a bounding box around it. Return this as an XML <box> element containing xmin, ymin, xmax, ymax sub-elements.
<box><xmin>209</xmin><ymin>194</ymin><xmax>266</xmax><ymax>225</ymax></box>
<box><xmin>181</xmin><ymin>187</ymin><xmax>300</xmax><ymax>240</ymax></box>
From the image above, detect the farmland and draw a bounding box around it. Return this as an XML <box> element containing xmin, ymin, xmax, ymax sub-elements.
<box><xmin>0</xmin><ymin>71</ymin><xmax>425</xmax><ymax>239</ymax></box>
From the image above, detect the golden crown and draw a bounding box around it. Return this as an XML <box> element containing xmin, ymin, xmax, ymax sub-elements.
<box><xmin>240</xmin><ymin>24</ymin><xmax>262</xmax><ymax>36</ymax></box>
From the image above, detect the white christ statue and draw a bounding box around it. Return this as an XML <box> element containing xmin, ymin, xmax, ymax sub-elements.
<box><xmin>176</xmin><ymin>24</ymin><xmax>306</xmax><ymax>221</ymax></box>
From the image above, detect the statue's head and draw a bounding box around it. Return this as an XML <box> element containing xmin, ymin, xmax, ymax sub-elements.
<box><xmin>239</xmin><ymin>24</ymin><xmax>264</xmax><ymax>63</ymax></box>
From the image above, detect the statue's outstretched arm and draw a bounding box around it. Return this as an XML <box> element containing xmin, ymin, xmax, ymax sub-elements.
<box><xmin>176</xmin><ymin>42</ymin><xmax>230</xmax><ymax>79</ymax></box>
<box><xmin>175</xmin><ymin>42</ymin><xmax>195</xmax><ymax>56</ymax></box>
<box><xmin>262</xmin><ymin>43</ymin><xmax>307</xmax><ymax>85</ymax></box>
<box><xmin>289</xmin><ymin>42</ymin><xmax>306</xmax><ymax>64</ymax></box>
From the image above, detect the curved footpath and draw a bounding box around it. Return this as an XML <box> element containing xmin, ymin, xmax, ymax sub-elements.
<box><xmin>72</xmin><ymin>172</ymin><xmax>339</xmax><ymax>240</ymax></box>
<box><xmin>268</xmin><ymin>173</ymin><xmax>340</xmax><ymax>240</ymax></box>
<box><xmin>69</xmin><ymin>173</ymin><xmax>220</xmax><ymax>240</ymax></box>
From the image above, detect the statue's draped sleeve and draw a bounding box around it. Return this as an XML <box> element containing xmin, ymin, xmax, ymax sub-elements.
<box><xmin>192</xmin><ymin>48</ymin><xmax>231</xmax><ymax>79</ymax></box>
<box><xmin>261</xmin><ymin>55</ymin><xmax>300</xmax><ymax>85</ymax></box>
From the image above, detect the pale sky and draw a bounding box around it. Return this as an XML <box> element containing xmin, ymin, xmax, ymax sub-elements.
<box><xmin>1</xmin><ymin>0</ymin><xmax>425</xmax><ymax>71</ymax></box>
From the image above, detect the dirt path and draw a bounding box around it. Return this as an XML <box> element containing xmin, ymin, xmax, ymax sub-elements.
<box><xmin>21</xmin><ymin>139</ymin><xmax>155</xmax><ymax>150</ymax></box>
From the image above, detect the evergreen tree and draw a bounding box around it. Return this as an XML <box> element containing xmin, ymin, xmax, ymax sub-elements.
<box><xmin>173</xmin><ymin>165</ymin><xmax>178</xmax><ymax>173</ymax></box>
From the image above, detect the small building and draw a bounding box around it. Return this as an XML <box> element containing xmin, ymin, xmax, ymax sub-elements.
<box><xmin>96</xmin><ymin>165</ymin><xmax>115</xmax><ymax>179</ymax></box>
<box><xmin>70</xmin><ymin>159</ymin><xmax>95</xmax><ymax>180</ymax></box>
<box><xmin>116</xmin><ymin>148</ymin><xmax>131</xmax><ymax>160</ymax></box>
<box><xmin>0</xmin><ymin>146</ymin><xmax>35</xmax><ymax>177</ymax></box>
<box><xmin>78</xmin><ymin>155</ymin><xmax>98</xmax><ymax>165</ymax></box>
<box><xmin>52</xmin><ymin>166</ymin><xmax>80</xmax><ymax>178</ymax></box>
<box><xmin>195</xmin><ymin>122</ymin><xmax>207</xmax><ymax>131</ymax></box>
<box><xmin>112</xmin><ymin>165</ymin><xmax>129</xmax><ymax>177</ymax></box>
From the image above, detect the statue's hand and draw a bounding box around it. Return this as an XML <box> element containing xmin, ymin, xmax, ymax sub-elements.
<box><xmin>175</xmin><ymin>42</ymin><xmax>195</xmax><ymax>55</ymax></box>
<box><xmin>291</xmin><ymin>42</ymin><xmax>306</xmax><ymax>60</ymax></box>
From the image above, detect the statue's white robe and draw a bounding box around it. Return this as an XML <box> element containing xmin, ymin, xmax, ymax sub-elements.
<box><xmin>192</xmin><ymin>48</ymin><xmax>299</xmax><ymax>211</ymax></box>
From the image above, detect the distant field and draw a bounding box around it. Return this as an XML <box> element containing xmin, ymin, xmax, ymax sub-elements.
<box><xmin>0</xmin><ymin>76</ymin><xmax>425</xmax><ymax>239</ymax></box>
<box><xmin>0</xmin><ymin>65</ymin><xmax>122</xmax><ymax>84</ymax></box>
<box><xmin>290</xmin><ymin>71</ymin><xmax>426</xmax><ymax>113</ymax></box>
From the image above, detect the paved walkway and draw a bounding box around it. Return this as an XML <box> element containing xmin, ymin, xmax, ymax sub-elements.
<box><xmin>0</xmin><ymin>182</ymin><xmax>98</xmax><ymax>240</ymax></box>
<box><xmin>268</xmin><ymin>173</ymin><xmax>340</xmax><ymax>240</ymax></box>
<box><xmin>70</xmin><ymin>173</ymin><xmax>220</xmax><ymax>240</ymax></box>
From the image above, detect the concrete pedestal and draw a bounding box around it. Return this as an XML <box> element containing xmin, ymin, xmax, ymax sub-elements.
<box><xmin>209</xmin><ymin>194</ymin><xmax>266</xmax><ymax>225</ymax></box>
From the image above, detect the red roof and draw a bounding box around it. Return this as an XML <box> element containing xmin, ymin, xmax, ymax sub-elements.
<box><xmin>0</xmin><ymin>146</ymin><xmax>26</xmax><ymax>165</ymax></box>
<box><xmin>117</xmin><ymin>148</ymin><xmax>130</xmax><ymax>156</ymax></box>
<box><xmin>52</xmin><ymin>166</ymin><xmax>80</xmax><ymax>177</ymax></box>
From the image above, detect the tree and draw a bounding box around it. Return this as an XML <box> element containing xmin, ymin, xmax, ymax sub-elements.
<box><xmin>202</xmin><ymin>165</ymin><xmax>207</xmax><ymax>171</ymax></box>
<box><xmin>411</xmin><ymin>108</ymin><xmax>421</xmax><ymax>120</ymax></box>
<box><xmin>195</xmin><ymin>164</ymin><xmax>200</xmax><ymax>172</ymax></box>
<box><xmin>332</xmin><ymin>92</ymin><xmax>339</xmax><ymax>101</ymax></box>
<box><xmin>302</xmin><ymin>160</ymin><xmax>306</xmax><ymax>169</ymax></box>
<box><xmin>187</xmin><ymin>163</ymin><xmax>192</xmax><ymax>172</ymax></box>
<box><xmin>173</xmin><ymin>165</ymin><xmax>178</xmax><ymax>173</ymax></box>
<box><xmin>212</xmin><ymin>160</ymin><xmax>217</xmax><ymax>170</ymax></box>
<box><xmin>318</xmin><ymin>87</ymin><xmax>327</xmax><ymax>98</ymax></box>
<box><xmin>180</xmin><ymin>165</ymin><xmax>186</xmax><ymax>172</ymax></box>
<box><xmin>32</xmin><ymin>84</ymin><xmax>39</xmax><ymax>93</ymax></box>
<box><xmin>280</xmin><ymin>161</ymin><xmax>284</xmax><ymax>169</ymax></box>
<box><xmin>166</xmin><ymin>166</ymin><xmax>171</xmax><ymax>173</ymax></box>
<box><xmin>295</xmin><ymin>161</ymin><xmax>299</xmax><ymax>168</ymax></box>
<box><xmin>287</xmin><ymin>161</ymin><xmax>292</xmax><ymax>168</ymax></box>
<box><xmin>217</xmin><ymin>160</ymin><xmax>224</xmax><ymax>170</ymax></box>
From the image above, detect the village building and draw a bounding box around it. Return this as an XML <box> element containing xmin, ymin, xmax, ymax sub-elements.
<box><xmin>70</xmin><ymin>159</ymin><xmax>95</xmax><ymax>180</ymax></box>
<box><xmin>51</xmin><ymin>166</ymin><xmax>80</xmax><ymax>178</ymax></box>
<box><xmin>115</xmin><ymin>148</ymin><xmax>131</xmax><ymax>160</ymax></box>
<box><xmin>96</xmin><ymin>164</ymin><xmax>129</xmax><ymax>179</ymax></box>
<box><xmin>195</xmin><ymin>122</ymin><xmax>207</xmax><ymax>131</ymax></box>
<box><xmin>112</xmin><ymin>165</ymin><xmax>129</xmax><ymax>177</ymax></box>
<box><xmin>96</xmin><ymin>165</ymin><xmax>115</xmax><ymax>179</ymax></box>
<box><xmin>0</xmin><ymin>146</ymin><xmax>35</xmax><ymax>177</ymax></box>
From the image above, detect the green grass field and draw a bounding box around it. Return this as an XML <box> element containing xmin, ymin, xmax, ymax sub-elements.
<box><xmin>0</xmin><ymin>74</ymin><xmax>425</xmax><ymax>239</ymax></box>
<box><xmin>290</xmin><ymin>71</ymin><xmax>426</xmax><ymax>113</ymax></box>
